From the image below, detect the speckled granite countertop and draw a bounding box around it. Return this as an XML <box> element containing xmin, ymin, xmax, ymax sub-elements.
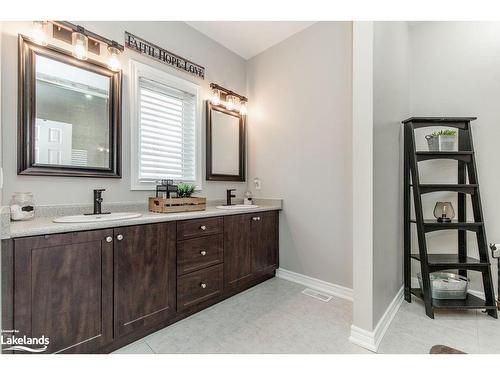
<box><xmin>1</xmin><ymin>199</ymin><xmax>282</xmax><ymax>239</ymax></box>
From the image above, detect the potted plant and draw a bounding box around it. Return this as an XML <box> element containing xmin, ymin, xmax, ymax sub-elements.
<box><xmin>177</xmin><ymin>183</ymin><xmax>196</xmax><ymax>198</ymax></box>
<box><xmin>425</xmin><ymin>129</ymin><xmax>457</xmax><ymax>151</ymax></box>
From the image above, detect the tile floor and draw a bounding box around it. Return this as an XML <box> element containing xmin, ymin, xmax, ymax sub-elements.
<box><xmin>113</xmin><ymin>277</ymin><xmax>500</xmax><ymax>354</ymax></box>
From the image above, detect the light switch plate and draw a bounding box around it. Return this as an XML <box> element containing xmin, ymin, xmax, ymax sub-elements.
<box><xmin>254</xmin><ymin>177</ymin><xmax>261</xmax><ymax>190</ymax></box>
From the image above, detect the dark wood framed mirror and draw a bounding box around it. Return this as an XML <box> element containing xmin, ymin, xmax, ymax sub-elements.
<box><xmin>206</xmin><ymin>101</ymin><xmax>245</xmax><ymax>181</ymax></box>
<box><xmin>18</xmin><ymin>35</ymin><xmax>122</xmax><ymax>178</ymax></box>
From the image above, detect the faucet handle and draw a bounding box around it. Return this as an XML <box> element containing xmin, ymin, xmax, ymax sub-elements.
<box><xmin>227</xmin><ymin>188</ymin><xmax>236</xmax><ymax>197</ymax></box>
<box><xmin>94</xmin><ymin>188</ymin><xmax>106</xmax><ymax>193</ymax></box>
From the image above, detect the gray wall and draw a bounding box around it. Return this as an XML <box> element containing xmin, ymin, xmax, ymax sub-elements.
<box><xmin>1</xmin><ymin>21</ymin><xmax>248</xmax><ymax>205</ymax></box>
<box><xmin>372</xmin><ymin>22</ymin><xmax>409</xmax><ymax>324</ymax></box>
<box><xmin>246</xmin><ymin>22</ymin><xmax>353</xmax><ymax>288</ymax></box>
<box><xmin>409</xmin><ymin>22</ymin><xmax>500</xmax><ymax>294</ymax></box>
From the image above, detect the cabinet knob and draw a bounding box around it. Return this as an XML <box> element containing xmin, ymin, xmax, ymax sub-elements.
<box><xmin>117</xmin><ymin>234</ymin><xmax>124</xmax><ymax>241</ymax></box>
<box><xmin>200</xmin><ymin>283</ymin><xmax>207</xmax><ymax>289</ymax></box>
<box><xmin>105</xmin><ymin>236</ymin><xmax>113</xmax><ymax>243</ymax></box>
<box><xmin>200</xmin><ymin>250</ymin><xmax>207</xmax><ymax>256</ymax></box>
<box><xmin>252</xmin><ymin>216</ymin><xmax>261</xmax><ymax>221</ymax></box>
<box><xmin>200</xmin><ymin>225</ymin><xmax>207</xmax><ymax>231</ymax></box>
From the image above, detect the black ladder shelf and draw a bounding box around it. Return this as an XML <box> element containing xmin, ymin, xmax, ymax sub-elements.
<box><xmin>403</xmin><ymin>117</ymin><xmax>498</xmax><ymax>319</ymax></box>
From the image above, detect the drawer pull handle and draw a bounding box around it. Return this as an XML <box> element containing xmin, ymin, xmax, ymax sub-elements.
<box><xmin>105</xmin><ymin>236</ymin><xmax>113</xmax><ymax>243</ymax></box>
<box><xmin>200</xmin><ymin>250</ymin><xmax>207</xmax><ymax>256</ymax></box>
<box><xmin>200</xmin><ymin>283</ymin><xmax>207</xmax><ymax>289</ymax></box>
<box><xmin>117</xmin><ymin>234</ymin><xmax>124</xmax><ymax>241</ymax></box>
<box><xmin>252</xmin><ymin>217</ymin><xmax>261</xmax><ymax>221</ymax></box>
<box><xmin>200</xmin><ymin>225</ymin><xmax>207</xmax><ymax>231</ymax></box>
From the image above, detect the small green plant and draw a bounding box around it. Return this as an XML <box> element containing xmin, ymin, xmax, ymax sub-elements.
<box><xmin>177</xmin><ymin>183</ymin><xmax>196</xmax><ymax>198</ymax></box>
<box><xmin>430</xmin><ymin>129</ymin><xmax>457</xmax><ymax>137</ymax></box>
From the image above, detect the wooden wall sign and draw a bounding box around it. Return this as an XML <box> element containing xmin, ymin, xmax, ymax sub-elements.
<box><xmin>125</xmin><ymin>32</ymin><xmax>205</xmax><ymax>79</ymax></box>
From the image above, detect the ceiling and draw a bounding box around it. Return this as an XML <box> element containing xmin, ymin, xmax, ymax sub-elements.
<box><xmin>185</xmin><ymin>21</ymin><xmax>316</xmax><ymax>60</ymax></box>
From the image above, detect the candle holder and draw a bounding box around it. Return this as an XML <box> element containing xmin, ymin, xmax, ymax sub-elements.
<box><xmin>433</xmin><ymin>201</ymin><xmax>455</xmax><ymax>223</ymax></box>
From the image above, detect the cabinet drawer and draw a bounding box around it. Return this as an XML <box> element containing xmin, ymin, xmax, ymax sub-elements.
<box><xmin>177</xmin><ymin>234</ymin><xmax>223</xmax><ymax>275</ymax></box>
<box><xmin>177</xmin><ymin>217</ymin><xmax>223</xmax><ymax>240</ymax></box>
<box><xmin>177</xmin><ymin>264</ymin><xmax>223</xmax><ymax>310</ymax></box>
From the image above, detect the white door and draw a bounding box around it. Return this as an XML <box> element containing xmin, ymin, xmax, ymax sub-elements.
<box><xmin>35</xmin><ymin>119</ymin><xmax>73</xmax><ymax>165</ymax></box>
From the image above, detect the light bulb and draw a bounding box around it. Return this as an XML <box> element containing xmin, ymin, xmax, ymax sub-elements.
<box><xmin>225</xmin><ymin>95</ymin><xmax>236</xmax><ymax>111</ymax></box>
<box><xmin>211</xmin><ymin>89</ymin><xmax>221</xmax><ymax>105</ymax></box>
<box><xmin>107</xmin><ymin>45</ymin><xmax>121</xmax><ymax>71</ymax></box>
<box><xmin>240</xmin><ymin>101</ymin><xmax>247</xmax><ymax>115</ymax></box>
<box><xmin>31</xmin><ymin>21</ymin><xmax>48</xmax><ymax>46</ymax></box>
<box><xmin>72</xmin><ymin>30</ymin><xmax>88</xmax><ymax>60</ymax></box>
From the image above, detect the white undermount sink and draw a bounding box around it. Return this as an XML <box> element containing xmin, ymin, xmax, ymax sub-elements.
<box><xmin>216</xmin><ymin>204</ymin><xmax>259</xmax><ymax>210</ymax></box>
<box><xmin>53</xmin><ymin>212</ymin><xmax>142</xmax><ymax>223</ymax></box>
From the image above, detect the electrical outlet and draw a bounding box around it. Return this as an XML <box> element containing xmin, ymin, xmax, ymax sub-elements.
<box><xmin>254</xmin><ymin>177</ymin><xmax>261</xmax><ymax>190</ymax></box>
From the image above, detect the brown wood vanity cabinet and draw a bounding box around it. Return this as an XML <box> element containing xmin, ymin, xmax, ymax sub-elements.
<box><xmin>114</xmin><ymin>223</ymin><xmax>176</xmax><ymax>338</ymax></box>
<box><xmin>11</xmin><ymin>230</ymin><xmax>114</xmax><ymax>354</ymax></box>
<box><xmin>224</xmin><ymin>211</ymin><xmax>279</xmax><ymax>291</ymax></box>
<box><xmin>176</xmin><ymin>218</ymin><xmax>224</xmax><ymax>310</ymax></box>
<box><xmin>3</xmin><ymin>210</ymin><xmax>279</xmax><ymax>354</ymax></box>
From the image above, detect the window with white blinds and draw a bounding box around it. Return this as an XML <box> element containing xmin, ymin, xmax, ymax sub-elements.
<box><xmin>130</xmin><ymin>60</ymin><xmax>201</xmax><ymax>190</ymax></box>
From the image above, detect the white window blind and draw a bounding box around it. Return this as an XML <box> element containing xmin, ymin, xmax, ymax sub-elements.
<box><xmin>138</xmin><ymin>77</ymin><xmax>197</xmax><ymax>183</ymax></box>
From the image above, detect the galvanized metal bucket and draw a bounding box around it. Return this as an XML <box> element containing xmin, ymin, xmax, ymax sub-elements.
<box><xmin>426</xmin><ymin>135</ymin><xmax>456</xmax><ymax>151</ymax></box>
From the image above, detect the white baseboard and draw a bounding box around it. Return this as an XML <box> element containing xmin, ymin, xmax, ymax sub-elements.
<box><xmin>275</xmin><ymin>268</ymin><xmax>353</xmax><ymax>301</ymax></box>
<box><xmin>349</xmin><ymin>286</ymin><xmax>404</xmax><ymax>353</ymax></box>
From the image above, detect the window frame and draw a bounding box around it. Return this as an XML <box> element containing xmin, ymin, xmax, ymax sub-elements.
<box><xmin>130</xmin><ymin>59</ymin><xmax>202</xmax><ymax>191</ymax></box>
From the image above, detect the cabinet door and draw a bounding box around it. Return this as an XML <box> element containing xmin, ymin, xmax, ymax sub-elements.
<box><xmin>13</xmin><ymin>229</ymin><xmax>113</xmax><ymax>354</ymax></box>
<box><xmin>251</xmin><ymin>211</ymin><xmax>279</xmax><ymax>275</ymax></box>
<box><xmin>223</xmin><ymin>214</ymin><xmax>253</xmax><ymax>289</ymax></box>
<box><xmin>114</xmin><ymin>222</ymin><xmax>176</xmax><ymax>337</ymax></box>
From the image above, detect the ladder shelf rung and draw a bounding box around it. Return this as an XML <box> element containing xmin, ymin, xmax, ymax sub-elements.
<box><xmin>415</xmin><ymin>151</ymin><xmax>474</xmax><ymax>162</ymax></box>
<box><xmin>410</xmin><ymin>219</ymin><xmax>483</xmax><ymax>233</ymax></box>
<box><xmin>410</xmin><ymin>288</ymin><xmax>497</xmax><ymax>310</ymax></box>
<box><xmin>410</xmin><ymin>253</ymin><xmax>490</xmax><ymax>271</ymax></box>
<box><xmin>412</xmin><ymin>184</ymin><xmax>478</xmax><ymax>194</ymax></box>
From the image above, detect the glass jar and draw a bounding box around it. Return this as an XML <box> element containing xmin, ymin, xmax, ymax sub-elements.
<box><xmin>10</xmin><ymin>192</ymin><xmax>35</xmax><ymax>221</ymax></box>
<box><xmin>244</xmin><ymin>191</ymin><xmax>253</xmax><ymax>205</ymax></box>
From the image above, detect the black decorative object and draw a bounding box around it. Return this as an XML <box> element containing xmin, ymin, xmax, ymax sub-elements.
<box><xmin>156</xmin><ymin>180</ymin><xmax>178</xmax><ymax>199</ymax></box>
<box><xmin>403</xmin><ymin>117</ymin><xmax>497</xmax><ymax>319</ymax></box>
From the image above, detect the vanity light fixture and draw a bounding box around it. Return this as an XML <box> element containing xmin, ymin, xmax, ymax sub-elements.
<box><xmin>31</xmin><ymin>21</ymin><xmax>49</xmax><ymax>46</ymax></box>
<box><xmin>211</xmin><ymin>88</ymin><xmax>221</xmax><ymax>105</ymax></box>
<box><xmin>33</xmin><ymin>21</ymin><xmax>126</xmax><ymax>69</ymax></box>
<box><xmin>107</xmin><ymin>41</ymin><xmax>121</xmax><ymax>72</ymax></box>
<box><xmin>210</xmin><ymin>83</ymin><xmax>248</xmax><ymax>115</ymax></box>
<box><xmin>72</xmin><ymin>26</ymin><xmax>89</xmax><ymax>60</ymax></box>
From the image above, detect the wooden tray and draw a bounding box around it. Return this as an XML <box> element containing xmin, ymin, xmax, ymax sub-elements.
<box><xmin>149</xmin><ymin>197</ymin><xmax>207</xmax><ymax>213</ymax></box>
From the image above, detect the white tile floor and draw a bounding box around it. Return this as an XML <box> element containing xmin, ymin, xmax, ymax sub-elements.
<box><xmin>113</xmin><ymin>278</ymin><xmax>500</xmax><ymax>354</ymax></box>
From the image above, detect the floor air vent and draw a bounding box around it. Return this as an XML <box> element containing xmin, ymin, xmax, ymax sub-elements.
<box><xmin>301</xmin><ymin>288</ymin><xmax>333</xmax><ymax>302</ymax></box>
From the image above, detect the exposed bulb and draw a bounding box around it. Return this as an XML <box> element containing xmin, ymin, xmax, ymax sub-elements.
<box><xmin>240</xmin><ymin>101</ymin><xmax>247</xmax><ymax>115</ymax></box>
<box><xmin>107</xmin><ymin>46</ymin><xmax>121</xmax><ymax>71</ymax></box>
<box><xmin>31</xmin><ymin>21</ymin><xmax>48</xmax><ymax>46</ymax></box>
<box><xmin>211</xmin><ymin>89</ymin><xmax>221</xmax><ymax>105</ymax></box>
<box><xmin>72</xmin><ymin>30</ymin><xmax>88</xmax><ymax>60</ymax></box>
<box><xmin>225</xmin><ymin>95</ymin><xmax>236</xmax><ymax>111</ymax></box>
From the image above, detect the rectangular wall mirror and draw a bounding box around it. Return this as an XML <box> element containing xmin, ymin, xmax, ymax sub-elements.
<box><xmin>18</xmin><ymin>35</ymin><xmax>122</xmax><ymax>177</ymax></box>
<box><xmin>206</xmin><ymin>102</ymin><xmax>245</xmax><ymax>181</ymax></box>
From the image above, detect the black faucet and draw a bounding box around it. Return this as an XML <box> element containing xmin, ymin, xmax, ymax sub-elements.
<box><xmin>226</xmin><ymin>189</ymin><xmax>236</xmax><ymax>206</ymax></box>
<box><xmin>90</xmin><ymin>189</ymin><xmax>110</xmax><ymax>215</ymax></box>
